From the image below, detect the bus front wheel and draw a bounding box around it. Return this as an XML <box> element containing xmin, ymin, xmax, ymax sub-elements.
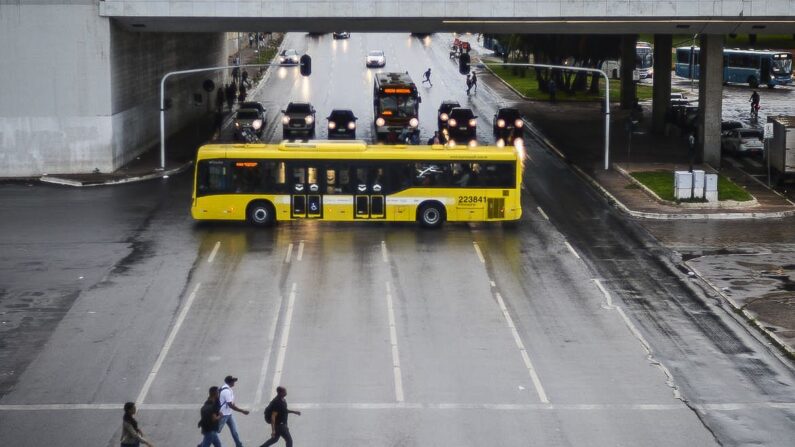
<box><xmin>748</xmin><ymin>76</ymin><xmax>759</xmax><ymax>88</ymax></box>
<box><xmin>418</xmin><ymin>202</ymin><xmax>445</xmax><ymax>229</ymax></box>
<box><xmin>247</xmin><ymin>201</ymin><xmax>276</xmax><ymax>227</ymax></box>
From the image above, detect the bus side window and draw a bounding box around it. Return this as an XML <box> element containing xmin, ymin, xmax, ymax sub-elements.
<box><xmin>198</xmin><ymin>160</ymin><xmax>230</xmax><ymax>195</ymax></box>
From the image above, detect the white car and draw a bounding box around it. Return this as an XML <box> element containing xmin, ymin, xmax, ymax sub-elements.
<box><xmin>279</xmin><ymin>49</ymin><xmax>300</xmax><ymax>65</ymax></box>
<box><xmin>721</xmin><ymin>128</ymin><xmax>764</xmax><ymax>155</ymax></box>
<box><xmin>366</xmin><ymin>50</ymin><xmax>386</xmax><ymax>68</ymax></box>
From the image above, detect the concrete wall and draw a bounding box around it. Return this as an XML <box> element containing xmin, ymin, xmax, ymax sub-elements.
<box><xmin>0</xmin><ymin>3</ymin><xmax>228</xmax><ymax>177</ymax></box>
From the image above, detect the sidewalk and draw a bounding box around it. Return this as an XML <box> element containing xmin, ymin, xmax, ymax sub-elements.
<box><xmin>41</xmin><ymin>34</ymin><xmax>283</xmax><ymax>187</ymax></box>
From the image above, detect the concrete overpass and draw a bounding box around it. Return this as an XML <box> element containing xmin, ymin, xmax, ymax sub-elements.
<box><xmin>2</xmin><ymin>1</ymin><xmax>795</xmax><ymax>176</ymax></box>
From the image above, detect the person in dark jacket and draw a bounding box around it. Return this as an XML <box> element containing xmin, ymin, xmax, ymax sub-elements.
<box><xmin>121</xmin><ymin>402</ymin><xmax>154</xmax><ymax>447</ymax></box>
<box><xmin>260</xmin><ymin>387</ymin><xmax>301</xmax><ymax>447</ymax></box>
<box><xmin>198</xmin><ymin>387</ymin><xmax>222</xmax><ymax>447</ymax></box>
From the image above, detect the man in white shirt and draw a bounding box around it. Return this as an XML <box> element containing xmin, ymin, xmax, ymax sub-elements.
<box><xmin>218</xmin><ymin>375</ymin><xmax>250</xmax><ymax>447</ymax></box>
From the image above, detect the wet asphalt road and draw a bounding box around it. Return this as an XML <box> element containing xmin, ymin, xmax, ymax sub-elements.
<box><xmin>1</xmin><ymin>33</ymin><xmax>794</xmax><ymax>446</ymax></box>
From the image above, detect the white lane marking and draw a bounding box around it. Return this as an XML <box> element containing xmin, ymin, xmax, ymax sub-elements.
<box><xmin>137</xmin><ymin>282</ymin><xmax>202</xmax><ymax>404</ymax></box>
<box><xmin>381</xmin><ymin>240</ymin><xmax>389</xmax><ymax>263</ymax></box>
<box><xmin>592</xmin><ymin>279</ymin><xmax>613</xmax><ymax>308</ymax></box>
<box><xmin>254</xmin><ymin>293</ymin><xmax>286</xmax><ymax>406</ymax></box>
<box><xmin>207</xmin><ymin>241</ymin><xmax>221</xmax><ymax>263</ymax></box>
<box><xmin>473</xmin><ymin>241</ymin><xmax>486</xmax><ymax>264</ymax></box>
<box><xmin>564</xmin><ymin>241</ymin><xmax>581</xmax><ymax>260</ymax></box>
<box><xmin>271</xmin><ymin>283</ymin><xmax>297</xmax><ymax>394</ymax></box>
<box><xmin>285</xmin><ymin>243</ymin><xmax>293</xmax><ymax>263</ymax></box>
<box><xmin>385</xmin><ymin>282</ymin><xmax>405</xmax><ymax>402</ymax></box>
<box><xmin>296</xmin><ymin>241</ymin><xmax>305</xmax><ymax>262</ymax></box>
<box><xmin>3</xmin><ymin>402</ymin><xmax>794</xmax><ymax>411</ymax></box>
<box><xmin>495</xmin><ymin>292</ymin><xmax>549</xmax><ymax>403</ymax></box>
<box><xmin>536</xmin><ymin>206</ymin><xmax>550</xmax><ymax>221</ymax></box>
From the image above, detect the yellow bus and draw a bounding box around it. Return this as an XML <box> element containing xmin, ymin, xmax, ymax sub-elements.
<box><xmin>192</xmin><ymin>140</ymin><xmax>523</xmax><ymax>228</ymax></box>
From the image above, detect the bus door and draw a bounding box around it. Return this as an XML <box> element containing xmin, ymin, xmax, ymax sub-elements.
<box><xmin>288</xmin><ymin>163</ymin><xmax>322</xmax><ymax>219</ymax></box>
<box><xmin>353</xmin><ymin>166</ymin><xmax>386</xmax><ymax>219</ymax></box>
<box><xmin>761</xmin><ymin>57</ymin><xmax>772</xmax><ymax>84</ymax></box>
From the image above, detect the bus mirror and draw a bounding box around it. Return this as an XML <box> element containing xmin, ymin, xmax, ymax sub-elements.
<box><xmin>300</xmin><ymin>54</ymin><xmax>312</xmax><ymax>76</ymax></box>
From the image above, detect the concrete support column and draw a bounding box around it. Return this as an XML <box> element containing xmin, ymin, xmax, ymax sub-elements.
<box><xmin>620</xmin><ymin>34</ymin><xmax>637</xmax><ymax>109</ymax></box>
<box><xmin>697</xmin><ymin>34</ymin><xmax>724</xmax><ymax>167</ymax></box>
<box><xmin>652</xmin><ymin>34</ymin><xmax>672</xmax><ymax>135</ymax></box>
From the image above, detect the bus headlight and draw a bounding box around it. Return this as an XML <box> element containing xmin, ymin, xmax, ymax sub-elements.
<box><xmin>514</xmin><ymin>119</ymin><xmax>524</xmax><ymax>128</ymax></box>
<box><xmin>496</xmin><ymin>118</ymin><xmax>505</xmax><ymax>128</ymax></box>
<box><xmin>305</xmin><ymin>115</ymin><xmax>314</xmax><ymax>124</ymax></box>
<box><xmin>440</xmin><ymin>113</ymin><xmax>449</xmax><ymax>121</ymax></box>
<box><xmin>448</xmin><ymin>118</ymin><xmax>457</xmax><ymax>127</ymax></box>
<box><xmin>252</xmin><ymin>119</ymin><xmax>263</xmax><ymax>130</ymax></box>
<box><xmin>375</xmin><ymin>117</ymin><xmax>385</xmax><ymax>127</ymax></box>
<box><xmin>409</xmin><ymin>118</ymin><xmax>419</xmax><ymax>128</ymax></box>
<box><xmin>348</xmin><ymin>121</ymin><xmax>356</xmax><ymax>130</ymax></box>
<box><xmin>328</xmin><ymin>121</ymin><xmax>336</xmax><ymax>129</ymax></box>
<box><xmin>468</xmin><ymin>118</ymin><xmax>477</xmax><ymax>127</ymax></box>
<box><xmin>282</xmin><ymin>116</ymin><xmax>290</xmax><ymax>125</ymax></box>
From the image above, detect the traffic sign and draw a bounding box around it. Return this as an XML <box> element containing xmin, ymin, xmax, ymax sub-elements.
<box><xmin>764</xmin><ymin>122</ymin><xmax>774</xmax><ymax>139</ymax></box>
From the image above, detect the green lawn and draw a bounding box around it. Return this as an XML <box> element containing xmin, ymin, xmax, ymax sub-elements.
<box><xmin>485</xmin><ymin>63</ymin><xmax>653</xmax><ymax>103</ymax></box>
<box><xmin>630</xmin><ymin>170</ymin><xmax>753</xmax><ymax>202</ymax></box>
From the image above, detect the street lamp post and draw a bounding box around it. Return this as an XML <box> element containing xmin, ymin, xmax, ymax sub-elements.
<box><xmin>159</xmin><ymin>62</ymin><xmax>303</xmax><ymax>170</ymax></box>
<box><xmin>481</xmin><ymin>63</ymin><xmax>611</xmax><ymax>170</ymax></box>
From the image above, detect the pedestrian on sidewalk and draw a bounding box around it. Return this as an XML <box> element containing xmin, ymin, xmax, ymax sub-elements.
<box><xmin>422</xmin><ymin>68</ymin><xmax>432</xmax><ymax>86</ymax></box>
<box><xmin>238</xmin><ymin>85</ymin><xmax>247</xmax><ymax>103</ymax></box>
<box><xmin>121</xmin><ymin>402</ymin><xmax>155</xmax><ymax>447</ymax></box>
<box><xmin>216</xmin><ymin>87</ymin><xmax>225</xmax><ymax>113</ymax></box>
<box><xmin>198</xmin><ymin>386</ymin><xmax>222</xmax><ymax>447</ymax></box>
<box><xmin>248</xmin><ymin>33</ymin><xmax>255</xmax><ymax>48</ymax></box>
<box><xmin>242</xmin><ymin>70</ymin><xmax>251</xmax><ymax>88</ymax></box>
<box><xmin>466</xmin><ymin>74</ymin><xmax>473</xmax><ymax>95</ymax></box>
<box><xmin>260</xmin><ymin>386</ymin><xmax>301</xmax><ymax>447</ymax></box>
<box><xmin>548</xmin><ymin>78</ymin><xmax>557</xmax><ymax>104</ymax></box>
<box><xmin>470</xmin><ymin>71</ymin><xmax>477</xmax><ymax>93</ymax></box>
<box><xmin>219</xmin><ymin>376</ymin><xmax>250</xmax><ymax>447</ymax></box>
<box><xmin>225</xmin><ymin>84</ymin><xmax>235</xmax><ymax>111</ymax></box>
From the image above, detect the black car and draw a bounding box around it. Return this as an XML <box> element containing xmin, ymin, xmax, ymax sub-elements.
<box><xmin>493</xmin><ymin>107</ymin><xmax>524</xmax><ymax>143</ymax></box>
<box><xmin>233</xmin><ymin>108</ymin><xmax>265</xmax><ymax>140</ymax></box>
<box><xmin>437</xmin><ymin>100</ymin><xmax>461</xmax><ymax>133</ymax></box>
<box><xmin>447</xmin><ymin>108</ymin><xmax>477</xmax><ymax>143</ymax></box>
<box><xmin>332</xmin><ymin>32</ymin><xmax>350</xmax><ymax>39</ymax></box>
<box><xmin>239</xmin><ymin>101</ymin><xmax>266</xmax><ymax>116</ymax></box>
<box><xmin>281</xmin><ymin>102</ymin><xmax>316</xmax><ymax>139</ymax></box>
<box><xmin>326</xmin><ymin>109</ymin><xmax>358</xmax><ymax>139</ymax></box>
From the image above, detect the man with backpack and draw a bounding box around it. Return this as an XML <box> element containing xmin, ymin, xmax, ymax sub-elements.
<box><xmin>198</xmin><ymin>386</ymin><xmax>222</xmax><ymax>447</ymax></box>
<box><xmin>219</xmin><ymin>376</ymin><xmax>250</xmax><ymax>447</ymax></box>
<box><xmin>260</xmin><ymin>386</ymin><xmax>301</xmax><ymax>447</ymax></box>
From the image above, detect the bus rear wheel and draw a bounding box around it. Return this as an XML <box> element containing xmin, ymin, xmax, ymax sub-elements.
<box><xmin>247</xmin><ymin>201</ymin><xmax>276</xmax><ymax>227</ymax></box>
<box><xmin>418</xmin><ymin>202</ymin><xmax>445</xmax><ymax>229</ymax></box>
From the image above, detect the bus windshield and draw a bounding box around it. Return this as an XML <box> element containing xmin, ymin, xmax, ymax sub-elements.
<box><xmin>378</xmin><ymin>95</ymin><xmax>417</xmax><ymax>118</ymax></box>
<box><xmin>636</xmin><ymin>49</ymin><xmax>653</xmax><ymax>69</ymax></box>
<box><xmin>772</xmin><ymin>56</ymin><xmax>792</xmax><ymax>75</ymax></box>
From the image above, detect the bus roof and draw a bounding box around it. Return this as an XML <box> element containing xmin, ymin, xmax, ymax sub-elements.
<box><xmin>197</xmin><ymin>140</ymin><xmax>519</xmax><ymax>162</ymax></box>
<box><xmin>375</xmin><ymin>72</ymin><xmax>416</xmax><ymax>87</ymax></box>
<box><xmin>676</xmin><ymin>46</ymin><xmax>791</xmax><ymax>56</ymax></box>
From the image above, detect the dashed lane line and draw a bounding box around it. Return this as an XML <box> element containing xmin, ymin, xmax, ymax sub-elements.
<box><xmin>207</xmin><ymin>241</ymin><xmax>221</xmax><ymax>263</ymax></box>
<box><xmin>296</xmin><ymin>241</ymin><xmax>305</xmax><ymax>262</ymax></box>
<box><xmin>537</xmin><ymin>206</ymin><xmax>550</xmax><ymax>221</ymax></box>
<box><xmin>473</xmin><ymin>241</ymin><xmax>486</xmax><ymax>263</ymax></box>
<box><xmin>254</xmin><ymin>292</ymin><xmax>286</xmax><ymax>406</ymax></box>
<box><xmin>564</xmin><ymin>241</ymin><xmax>581</xmax><ymax>260</ymax></box>
<box><xmin>136</xmin><ymin>282</ymin><xmax>202</xmax><ymax>404</ymax></box>
<box><xmin>381</xmin><ymin>240</ymin><xmax>389</xmax><ymax>263</ymax></box>
<box><xmin>271</xmin><ymin>283</ymin><xmax>297</xmax><ymax>394</ymax></box>
<box><xmin>285</xmin><ymin>243</ymin><xmax>293</xmax><ymax>263</ymax></box>
<box><xmin>385</xmin><ymin>282</ymin><xmax>405</xmax><ymax>402</ymax></box>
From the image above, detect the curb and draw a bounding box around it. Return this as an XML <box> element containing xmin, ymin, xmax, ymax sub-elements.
<box><xmin>39</xmin><ymin>161</ymin><xmax>193</xmax><ymax>187</ymax></box>
<box><xmin>685</xmin><ymin>262</ymin><xmax>795</xmax><ymax>358</ymax></box>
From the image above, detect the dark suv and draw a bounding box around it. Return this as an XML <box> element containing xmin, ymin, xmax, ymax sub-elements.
<box><xmin>492</xmin><ymin>107</ymin><xmax>524</xmax><ymax>143</ymax></box>
<box><xmin>446</xmin><ymin>107</ymin><xmax>477</xmax><ymax>143</ymax></box>
<box><xmin>326</xmin><ymin>109</ymin><xmax>358</xmax><ymax>139</ymax></box>
<box><xmin>282</xmin><ymin>102</ymin><xmax>316</xmax><ymax>139</ymax></box>
<box><xmin>437</xmin><ymin>100</ymin><xmax>461</xmax><ymax>133</ymax></box>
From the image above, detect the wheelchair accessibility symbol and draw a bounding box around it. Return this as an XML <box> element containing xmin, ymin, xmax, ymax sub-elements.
<box><xmin>310</xmin><ymin>203</ymin><xmax>318</xmax><ymax>212</ymax></box>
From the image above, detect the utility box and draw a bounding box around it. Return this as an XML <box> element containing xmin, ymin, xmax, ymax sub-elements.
<box><xmin>767</xmin><ymin>116</ymin><xmax>795</xmax><ymax>185</ymax></box>
<box><xmin>674</xmin><ymin>171</ymin><xmax>693</xmax><ymax>200</ymax></box>
<box><xmin>705</xmin><ymin>174</ymin><xmax>718</xmax><ymax>202</ymax></box>
<box><xmin>692</xmin><ymin>170</ymin><xmax>705</xmax><ymax>199</ymax></box>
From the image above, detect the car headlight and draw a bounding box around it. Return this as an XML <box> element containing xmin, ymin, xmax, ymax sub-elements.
<box><xmin>409</xmin><ymin>118</ymin><xmax>419</xmax><ymax>128</ymax></box>
<box><xmin>513</xmin><ymin>137</ymin><xmax>524</xmax><ymax>148</ymax></box>
<box><xmin>282</xmin><ymin>116</ymin><xmax>290</xmax><ymax>125</ymax></box>
<box><xmin>515</xmin><ymin>118</ymin><xmax>524</xmax><ymax>128</ymax></box>
<box><xmin>328</xmin><ymin>121</ymin><xmax>336</xmax><ymax>129</ymax></box>
<box><xmin>440</xmin><ymin>113</ymin><xmax>449</xmax><ymax>121</ymax></box>
<box><xmin>305</xmin><ymin>115</ymin><xmax>314</xmax><ymax>124</ymax></box>
<box><xmin>468</xmin><ymin>140</ymin><xmax>477</xmax><ymax>147</ymax></box>
<box><xmin>448</xmin><ymin>118</ymin><xmax>457</xmax><ymax>127</ymax></box>
<box><xmin>468</xmin><ymin>118</ymin><xmax>477</xmax><ymax>127</ymax></box>
<box><xmin>447</xmin><ymin>139</ymin><xmax>456</xmax><ymax>147</ymax></box>
<box><xmin>348</xmin><ymin>121</ymin><xmax>356</xmax><ymax>130</ymax></box>
<box><xmin>496</xmin><ymin>118</ymin><xmax>505</xmax><ymax>128</ymax></box>
<box><xmin>375</xmin><ymin>117</ymin><xmax>385</xmax><ymax>127</ymax></box>
<box><xmin>496</xmin><ymin>138</ymin><xmax>505</xmax><ymax>147</ymax></box>
<box><xmin>280</xmin><ymin>57</ymin><xmax>286</xmax><ymax>63</ymax></box>
<box><xmin>252</xmin><ymin>119</ymin><xmax>262</xmax><ymax>130</ymax></box>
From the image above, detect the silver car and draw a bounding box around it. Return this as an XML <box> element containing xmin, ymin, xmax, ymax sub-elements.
<box><xmin>366</xmin><ymin>50</ymin><xmax>386</xmax><ymax>68</ymax></box>
<box><xmin>721</xmin><ymin>128</ymin><xmax>764</xmax><ymax>155</ymax></box>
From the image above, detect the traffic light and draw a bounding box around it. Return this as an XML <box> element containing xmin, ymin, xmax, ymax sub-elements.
<box><xmin>300</xmin><ymin>54</ymin><xmax>312</xmax><ymax>76</ymax></box>
<box><xmin>459</xmin><ymin>52</ymin><xmax>471</xmax><ymax>75</ymax></box>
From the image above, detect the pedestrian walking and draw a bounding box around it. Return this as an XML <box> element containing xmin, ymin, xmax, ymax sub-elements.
<box><xmin>219</xmin><ymin>376</ymin><xmax>250</xmax><ymax>447</ymax></box>
<box><xmin>121</xmin><ymin>402</ymin><xmax>155</xmax><ymax>447</ymax></box>
<box><xmin>242</xmin><ymin>70</ymin><xmax>251</xmax><ymax>88</ymax></box>
<box><xmin>260</xmin><ymin>387</ymin><xmax>301</xmax><ymax>447</ymax></box>
<box><xmin>548</xmin><ymin>78</ymin><xmax>557</xmax><ymax>103</ymax></box>
<box><xmin>238</xmin><ymin>85</ymin><xmax>247</xmax><ymax>103</ymax></box>
<box><xmin>466</xmin><ymin>74</ymin><xmax>473</xmax><ymax>95</ymax></box>
<box><xmin>198</xmin><ymin>386</ymin><xmax>223</xmax><ymax>447</ymax></box>
<box><xmin>216</xmin><ymin>88</ymin><xmax>225</xmax><ymax>113</ymax></box>
<box><xmin>422</xmin><ymin>68</ymin><xmax>432</xmax><ymax>86</ymax></box>
<box><xmin>248</xmin><ymin>33</ymin><xmax>255</xmax><ymax>48</ymax></box>
<box><xmin>470</xmin><ymin>71</ymin><xmax>477</xmax><ymax>93</ymax></box>
<box><xmin>225</xmin><ymin>84</ymin><xmax>235</xmax><ymax>110</ymax></box>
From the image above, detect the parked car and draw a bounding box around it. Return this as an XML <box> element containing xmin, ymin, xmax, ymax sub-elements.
<box><xmin>365</xmin><ymin>50</ymin><xmax>386</xmax><ymax>68</ymax></box>
<box><xmin>332</xmin><ymin>31</ymin><xmax>350</xmax><ymax>39</ymax></box>
<box><xmin>281</xmin><ymin>102</ymin><xmax>316</xmax><ymax>139</ymax></box>
<box><xmin>721</xmin><ymin>128</ymin><xmax>764</xmax><ymax>155</ymax></box>
<box><xmin>326</xmin><ymin>109</ymin><xmax>357</xmax><ymax>139</ymax></box>
<box><xmin>279</xmin><ymin>49</ymin><xmax>300</xmax><ymax>65</ymax></box>
<box><xmin>233</xmin><ymin>108</ymin><xmax>265</xmax><ymax>140</ymax></box>
<box><xmin>492</xmin><ymin>107</ymin><xmax>524</xmax><ymax>144</ymax></box>
<box><xmin>721</xmin><ymin>120</ymin><xmax>744</xmax><ymax>136</ymax></box>
<box><xmin>446</xmin><ymin>107</ymin><xmax>478</xmax><ymax>144</ymax></box>
<box><xmin>239</xmin><ymin>101</ymin><xmax>266</xmax><ymax>116</ymax></box>
<box><xmin>437</xmin><ymin>100</ymin><xmax>461</xmax><ymax>133</ymax></box>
